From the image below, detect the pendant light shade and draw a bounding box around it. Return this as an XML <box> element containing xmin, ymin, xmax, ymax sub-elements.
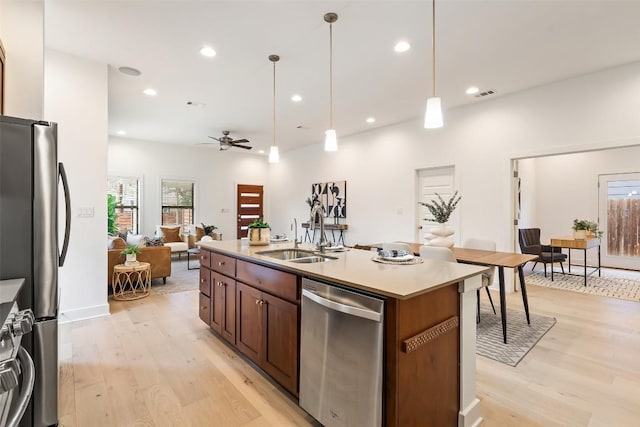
<box><xmin>268</xmin><ymin>145</ymin><xmax>280</xmax><ymax>163</ymax></box>
<box><xmin>424</xmin><ymin>0</ymin><xmax>443</xmax><ymax>129</ymax></box>
<box><xmin>324</xmin><ymin>12</ymin><xmax>338</xmax><ymax>151</ymax></box>
<box><xmin>268</xmin><ymin>54</ymin><xmax>280</xmax><ymax>163</ymax></box>
<box><xmin>424</xmin><ymin>97</ymin><xmax>443</xmax><ymax>129</ymax></box>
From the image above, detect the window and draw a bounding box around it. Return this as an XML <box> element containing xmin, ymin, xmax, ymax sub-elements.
<box><xmin>161</xmin><ymin>179</ymin><xmax>194</xmax><ymax>225</ymax></box>
<box><xmin>108</xmin><ymin>176</ymin><xmax>140</xmax><ymax>233</ymax></box>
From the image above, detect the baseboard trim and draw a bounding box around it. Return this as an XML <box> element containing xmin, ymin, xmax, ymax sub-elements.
<box><xmin>459</xmin><ymin>397</ymin><xmax>483</xmax><ymax>427</ymax></box>
<box><xmin>59</xmin><ymin>303</ymin><xmax>110</xmax><ymax>324</ymax></box>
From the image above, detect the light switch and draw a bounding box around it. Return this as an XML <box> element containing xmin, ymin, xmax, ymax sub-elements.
<box><xmin>77</xmin><ymin>207</ymin><xmax>95</xmax><ymax>218</ymax></box>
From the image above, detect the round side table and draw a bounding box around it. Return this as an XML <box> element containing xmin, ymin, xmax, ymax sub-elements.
<box><xmin>112</xmin><ymin>262</ymin><xmax>151</xmax><ymax>300</ymax></box>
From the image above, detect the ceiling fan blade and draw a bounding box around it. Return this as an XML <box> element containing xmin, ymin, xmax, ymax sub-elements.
<box><xmin>208</xmin><ymin>136</ymin><xmax>221</xmax><ymax>141</ymax></box>
<box><xmin>231</xmin><ymin>144</ymin><xmax>252</xmax><ymax>150</ymax></box>
<box><xmin>232</xmin><ymin>139</ymin><xmax>250</xmax><ymax>144</ymax></box>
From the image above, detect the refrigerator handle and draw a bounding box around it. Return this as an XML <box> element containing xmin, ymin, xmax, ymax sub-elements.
<box><xmin>59</xmin><ymin>162</ymin><xmax>71</xmax><ymax>267</ymax></box>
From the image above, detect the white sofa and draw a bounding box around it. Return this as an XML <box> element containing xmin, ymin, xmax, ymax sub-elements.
<box><xmin>155</xmin><ymin>225</ymin><xmax>189</xmax><ymax>257</ymax></box>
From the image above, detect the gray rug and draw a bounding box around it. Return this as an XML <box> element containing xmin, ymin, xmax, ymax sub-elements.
<box><xmin>526</xmin><ymin>268</ymin><xmax>640</xmax><ymax>302</ymax></box>
<box><xmin>476</xmin><ymin>305</ymin><xmax>556</xmax><ymax>367</ymax></box>
<box><xmin>151</xmin><ymin>257</ymin><xmax>199</xmax><ymax>295</ymax></box>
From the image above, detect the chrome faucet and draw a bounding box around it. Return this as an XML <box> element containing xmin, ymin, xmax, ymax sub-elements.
<box><xmin>310</xmin><ymin>200</ymin><xmax>328</xmax><ymax>253</ymax></box>
<box><xmin>292</xmin><ymin>218</ymin><xmax>301</xmax><ymax>249</ymax></box>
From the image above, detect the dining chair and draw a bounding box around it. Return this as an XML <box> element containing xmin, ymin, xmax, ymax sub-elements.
<box><xmin>418</xmin><ymin>245</ymin><xmax>456</xmax><ymax>262</ymax></box>
<box><xmin>462</xmin><ymin>238</ymin><xmax>498</xmax><ymax>320</ymax></box>
<box><xmin>518</xmin><ymin>228</ymin><xmax>566</xmax><ymax>277</ymax></box>
<box><xmin>382</xmin><ymin>242</ymin><xmax>413</xmax><ymax>253</ymax></box>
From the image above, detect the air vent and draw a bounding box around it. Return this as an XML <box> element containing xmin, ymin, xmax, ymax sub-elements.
<box><xmin>474</xmin><ymin>89</ymin><xmax>496</xmax><ymax>98</ymax></box>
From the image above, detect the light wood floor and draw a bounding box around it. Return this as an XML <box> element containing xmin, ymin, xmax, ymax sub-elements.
<box><xmin>59</xmin><ymin>278</ymin><xmax>640</xmax><ymax>426</ymax></box>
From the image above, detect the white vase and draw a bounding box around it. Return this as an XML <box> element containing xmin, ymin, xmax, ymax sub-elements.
<box><xmin>125</xmin><ymin>253</ymin><xmax>137</xmax><ymax>265</ymax></box>
<box><xmin>573</xmin><ymin>229</ymin><xmax>586</xmax><ymax>239</ymax></box>
<box><xmin>248</xmin><ymin>228</ymin><xmax>270</xmax><ymax>246</ymax></box>
<box><xmin>425</xmin><ymin>224</ymin><xmax>455</xmax><ymax>248</ymax></box>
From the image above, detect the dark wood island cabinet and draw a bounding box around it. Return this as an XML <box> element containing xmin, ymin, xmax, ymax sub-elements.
<box><xmin>198</xmin><ymin>242</ymin><xmax>486</xmax><ymax>427</ymax></box>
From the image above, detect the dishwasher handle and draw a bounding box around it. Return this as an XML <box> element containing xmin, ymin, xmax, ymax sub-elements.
<box><xmin>302</xmin><ymin>289</ymin><xmax>383</xmax><ymax>322</ymax></box>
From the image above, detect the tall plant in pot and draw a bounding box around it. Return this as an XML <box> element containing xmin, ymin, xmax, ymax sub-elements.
<box><xmin>419</xmin><ymin>191</ymin><xmax>461</xmax><ymax>248</ymax></box>
<box><xmin>247</xmin><ymin>219</ymin><xmax>270</xmax><ymax>246</ymax></box>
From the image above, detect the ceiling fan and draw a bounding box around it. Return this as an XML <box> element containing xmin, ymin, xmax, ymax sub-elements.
<box><xmin>207</xmin><ymin>130</ymin><xmax>252</xmax><ymax>151</ymax></box>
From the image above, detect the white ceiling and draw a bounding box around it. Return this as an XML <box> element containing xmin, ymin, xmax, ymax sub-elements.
<box><xmin>45</xmin><ymin>1</ymin><xmax>640</xmax><ymax>155</ymax></box>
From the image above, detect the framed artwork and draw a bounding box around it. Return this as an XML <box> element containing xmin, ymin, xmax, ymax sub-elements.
<box><xmin>311</xmin><ymin>180</ymin><xmax>346</xmax><ymax>220</ymax></box>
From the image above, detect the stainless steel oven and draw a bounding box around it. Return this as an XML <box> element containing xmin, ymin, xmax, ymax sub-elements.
<box><xmin>1</xmin><ymin>279</ymin><xmax>35</xmax><ymax>427</ymax></box>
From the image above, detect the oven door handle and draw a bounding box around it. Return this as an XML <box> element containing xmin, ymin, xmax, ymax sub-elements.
<box><xmin>5</xmin><ymin>347</ymin><xmax>35</xmax><ymax>427</ymax></box>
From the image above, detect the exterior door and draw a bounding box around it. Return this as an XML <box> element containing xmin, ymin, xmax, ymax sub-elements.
<box><xmin>598</xmin><ymin>173</ymin><xmax>640</xmax><ymax>269</ymax></box>
<box><xmin>237</xmin><ymin>184</ymin><xmax>263</xmax><ymax>239</ymax></box>
<box><xmin>415</xmin><ymin>166</ymin><xmax>456</xmax><ymax>243</ymax></box>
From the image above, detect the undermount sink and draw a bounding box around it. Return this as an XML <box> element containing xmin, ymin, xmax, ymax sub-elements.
<box><xmin>256</xmin><ymin>249</ymin><xmax>337</xmax><ymax>263</ymax></box>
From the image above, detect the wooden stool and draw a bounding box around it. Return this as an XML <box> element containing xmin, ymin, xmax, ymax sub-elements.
<box><xmin>112</xmin><ymin>262</ymin><xmax>151</xmax><ymax>300</ymax></box>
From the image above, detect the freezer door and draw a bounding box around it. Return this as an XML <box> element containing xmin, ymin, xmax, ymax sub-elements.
<box><xmin>30</xmin><ymin>319</ymin><xmax>58</xmax><ymax>427</ymax></box>
<box><xmin>32</xmin><ymin>123</ymin><xmax>58</xmax><ymax>319</ymax></box>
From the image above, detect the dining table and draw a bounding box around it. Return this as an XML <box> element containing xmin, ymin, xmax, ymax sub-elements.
<box><xmin>370</xmin><ymin>242</ymin><xmax>539</xmax><ymax>343</ymax></box>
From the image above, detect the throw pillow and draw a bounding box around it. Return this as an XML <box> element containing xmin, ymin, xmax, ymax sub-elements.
<box><xmin>108</xmin><ymin>236</ymin><xmax>127</xmax><ymax>250</ymax></box>
<box><xmin>146</xmin><ymin>237</ymin><xmax>164</xmax><ymax>247</ymax></box>
<box><xmin>117</xmin><ymin>229</ymin><xmax>129</xmax><ymax>240</ymax></box>
<box><xmin>126</xmin><ymin>233</ymin><xmax>148</xmax><ymax>247</ymax></box>
<box><xmin>160</xmin><ymin>226</ymin><xmax>182</xmax><ymax>243</ymax></box>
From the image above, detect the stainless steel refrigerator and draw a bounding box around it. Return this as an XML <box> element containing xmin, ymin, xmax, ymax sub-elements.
<box><xmin>0</xmin><ymin>115</ymin><xmax>71</xmax><ymax>426</ymax></box>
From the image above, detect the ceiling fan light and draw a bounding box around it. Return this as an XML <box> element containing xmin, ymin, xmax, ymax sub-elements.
<box><xmin>324</xmin><ymin>129</ymin><xmax>338</xmax><ymax>151</ymax></box>
<box><xmin>424</xmin><ymin>97</ymin><xmax>443</xmax><ymax>129</ymax></box>
<box><xmin>268</xmin><ymin>146</ymin><xmax>280</xmax><ymax>163</ymax></box>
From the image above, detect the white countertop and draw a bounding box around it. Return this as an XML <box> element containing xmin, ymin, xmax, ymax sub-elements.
<box><xmin>199</xmin><ymin>240</ymin><xmax>487</xmax><ymax>300</ymax></box>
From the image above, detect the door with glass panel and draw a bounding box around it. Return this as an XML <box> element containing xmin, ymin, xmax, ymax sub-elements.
<box><xmin>598</xmin><ymin>173</ymin><xmax>640</xmax><ymax>269</ymax></box>
<box><xmin>237</xmin><ymin>184</ymin><xmax>263</xmax><ymax>239</ymax></box>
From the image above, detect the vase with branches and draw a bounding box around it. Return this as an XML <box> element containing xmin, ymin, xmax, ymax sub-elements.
<box><xmin>418</xmin><ymin>191</ymin><xmax>461</xmax><ymax>248</ymax></box>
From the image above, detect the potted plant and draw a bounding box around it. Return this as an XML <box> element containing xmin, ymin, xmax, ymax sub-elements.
<box><xmin>572</xmin><ymin>219</ymin><xmax>602</xmax><ymax>239</ymax></box>
<box><xmin>247</xmin><ymin>219</ymin><xmax>270</xmax><ymax>246</ymax></box>
<box><xmin>107</xmin><ymin>194</ymin><xmax>118</xmax><ymax>234</ymax></box>
<box><xmin>418</xmin><ymin>191</ymin><xmax>461</xmax><ymax>248</ymax></box>
<box><xmin>201</xmin><ymin>222</ymin><xmax>218</xmax><ymax>237</ymax></box>
<box><xmin>121</xmin><ymin>244</ymin><xmax>140</xmax><ymax>265</ymax></box>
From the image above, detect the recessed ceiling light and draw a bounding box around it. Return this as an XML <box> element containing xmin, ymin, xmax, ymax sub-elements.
<box><xmin>200</xmin><ymin>46</ymin><xmax>216</xmax><ymax>57</ymax></box>
<box><xmin>116</xmin><ymin>130</ymin><xmax>126</xmax><ymax>136</ymax></box>
<box><xmin>366</xmin><ymin>117</ymin><xmax>376</xmax><ymax>124</ymax></box>
<box><xmin>291</xmin><ymin>94</ymin><xmax>302</xmax><ymax>102</ymax></box>
<box><xmin>466</xmin><ymin>86</ymin><xmax>479</xmax><ymax>95</ymax></box>
<box><xmin>118</xmin><ymin>66</ymin><xmax>141</xmax><ymax>76</ymax></box>
<box><xmin>143</xmin><ymin>88</ymin><xmax>157</xmax><ymax>96</ymax></box>
<box><xmin>258</xmin><ymin>150</ymin><xmax>265</xmax><ymax>154</ymax></box>
<box><xmin>394</xmin><ymin>41</ymin><xmax>411</xmax><ymax>53</ymax></box>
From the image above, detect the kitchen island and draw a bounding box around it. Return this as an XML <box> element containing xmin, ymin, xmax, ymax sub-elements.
<box><xmin>198</xmin><ymin>240</ymin><xmax>487</xmax><ymax>427</ymax></box>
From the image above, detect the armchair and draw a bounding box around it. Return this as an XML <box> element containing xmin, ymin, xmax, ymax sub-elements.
<box><xmin>518</xmin><ymin>228</ymin><xmax>567</xmax><ymax>277</ymax></box>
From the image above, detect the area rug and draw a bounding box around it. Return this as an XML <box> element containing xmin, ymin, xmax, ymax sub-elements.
<box><xmin>476</xmin><ymin>305</ymin><xmax>556</xmax><ymax>367</ymax></box>
<box><xmin>151</xmin><ymin>258</ymin><xmax>199</xmax><ymax>295</ymax></box>
<box><xmin>525</xmin><ymin>268</ymin><xmax>640</xmax><ymax>302</ymax></box>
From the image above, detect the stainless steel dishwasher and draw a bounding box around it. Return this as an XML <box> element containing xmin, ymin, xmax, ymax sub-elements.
<box><xmin>299</xmin><ymin>278</ymin><xmax>384</xmax><ymax>427</ymax></box>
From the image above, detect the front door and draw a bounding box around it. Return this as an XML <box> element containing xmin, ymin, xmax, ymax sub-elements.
<box><xmin>237</xmin><ymin>184</ymin><xmax>264</xmax><ymax>239</ymax></box>
<box><xmin>598</xmin><ymin>173</ymin><xmax>640</xmax><ymax>269</ymax></box>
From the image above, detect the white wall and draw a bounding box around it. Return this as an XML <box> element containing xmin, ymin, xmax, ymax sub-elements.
<box><xmin>108</xmin><ymin>138</ymin><xmax>269</xmax><ymax>239</ymax></box>
<box><xmin>0</xmin><ymin>0</ymin><xmax>44</xmax><ymax>118</ymax></box>
<box><xmin>44</xmin><ymin>49</ymin><xmax>109</xmax><ymax>322</ymax></box>
<box><xmin>268</xmin><ymin>62</ymin><xmax>640</xmax><ymax>288</ymax></box>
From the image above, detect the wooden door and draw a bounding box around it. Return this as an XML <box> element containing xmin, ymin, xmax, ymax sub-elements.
<box><xmin>262</xmin><ymin>292</ymin><xmax>299</xmax><ymax>396</ymax></box>
<box><xmin>0</xmin><ymin>38</ymin><xmax>5</xmax><ymax>114</ymax></box>
<box><xmin>237</xmin><ymin>184</ymin><xmax>263</xmax><ymax>239</ymax></box>
<box><xmin>221</xmin><ymin>279</ymin><xmax>236</xmax><ymax>345</ymax></box>
<box><xmin>235</xmin><ymin>282</ymin><xmax>262</xmax><ymax>365</ymax></box>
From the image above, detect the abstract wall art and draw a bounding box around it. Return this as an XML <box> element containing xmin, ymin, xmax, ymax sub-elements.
<box><xmin>311</xmin><ymin>180</ymin><xmax>346</xmax><ymax>220</ymax></box>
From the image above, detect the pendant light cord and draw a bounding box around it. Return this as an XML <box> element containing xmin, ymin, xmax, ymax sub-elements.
<box><xmin>329</xmin><ymin>21</ymin><xmax>334</xmax><ymax>129</ymax></box>
<box><xmin>431</xmin><ymin>0</ymin><xmax>436</xmax><ymax>97</ymax></box>
<box><xmin>272</xmin><ymin>60</ymin><xmax>276</xmax><ymax>147</ymax></box>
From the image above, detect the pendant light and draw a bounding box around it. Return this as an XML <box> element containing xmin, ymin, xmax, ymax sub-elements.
<box><xmin>324</xmin><ymin>12</ymin><xmax>338</xmax><ymax>151</ymax></box>
<box><xmin>424</xmin><ymin>0</ymin><xmax>443</xmax><ymax>129</ymax></box>
<box><xmin>268</xmin><ymin>54</ymin><xmax>280</xmax><ymax>163</ymax></box>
